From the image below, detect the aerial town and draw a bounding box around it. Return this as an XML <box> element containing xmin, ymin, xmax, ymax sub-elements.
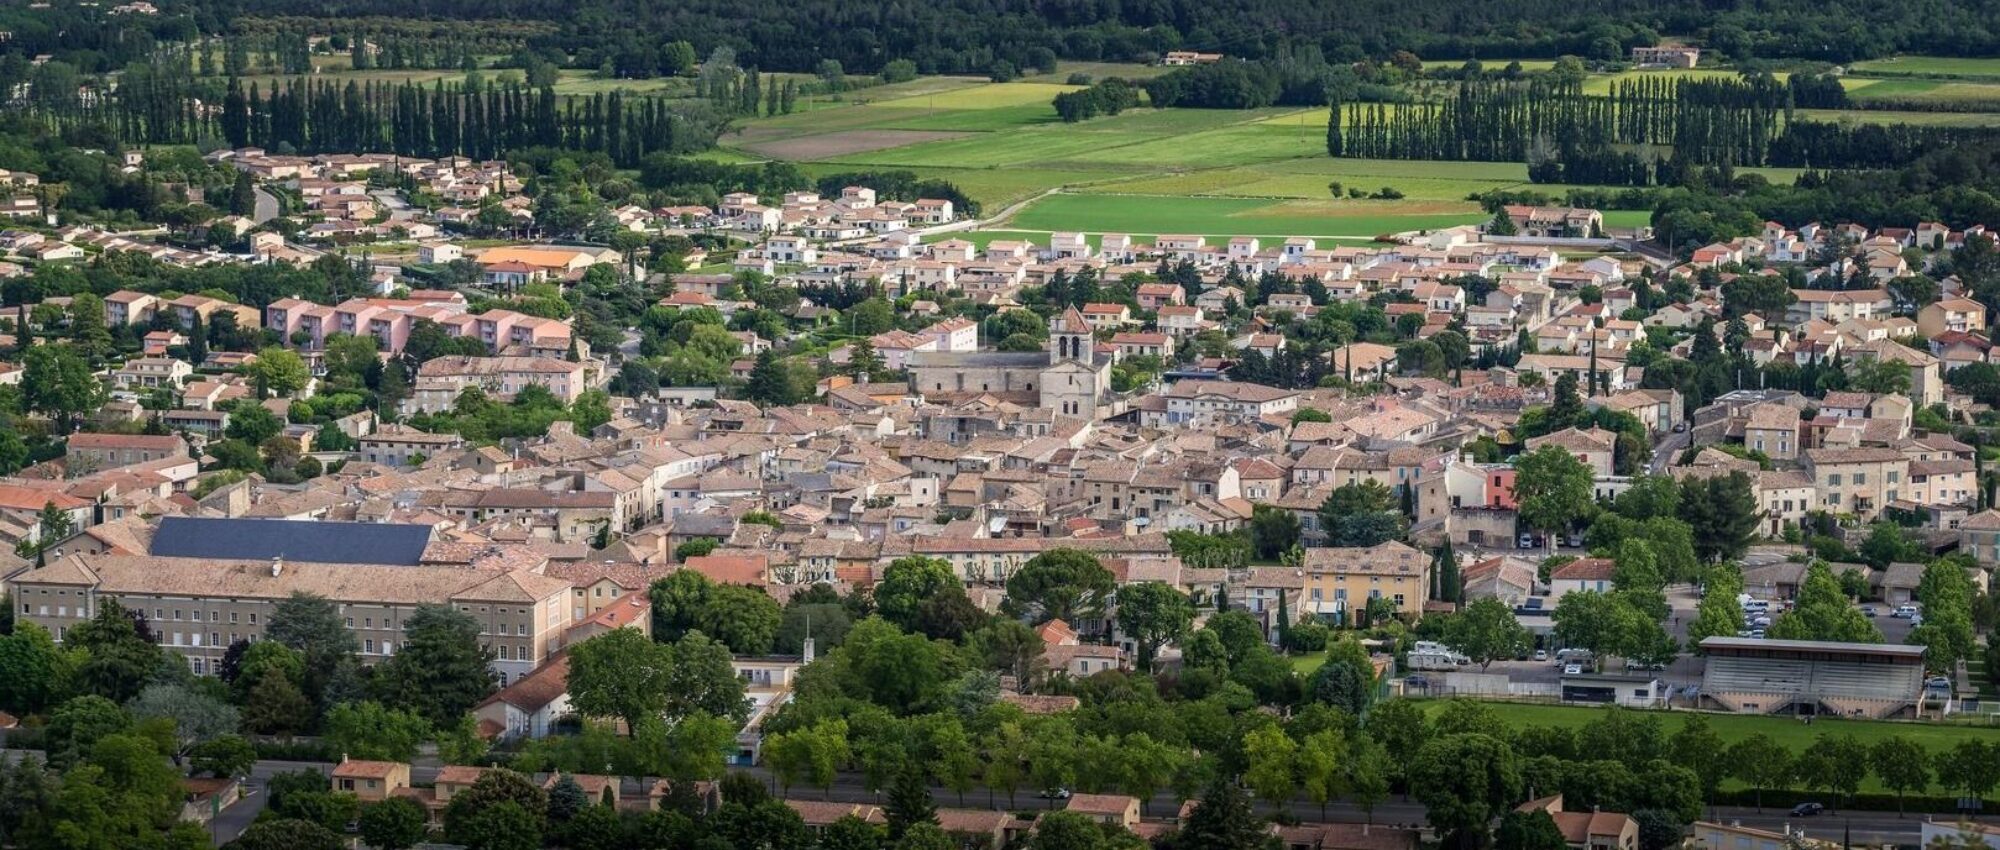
<box><xmin>7</xmin><ymin>1</ymin><xmax>2000</xmax><ymax>849</ymax></box>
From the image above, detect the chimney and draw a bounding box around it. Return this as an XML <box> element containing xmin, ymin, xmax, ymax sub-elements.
<box><xmin>271</xmin><ymin>556</ymin><xmax>283</xmax><ymax>577</ymax></box>
<box><xmin>801</xmin><ymin>637</ymin><xmax>816</xmax><ymax>665</ymax></box>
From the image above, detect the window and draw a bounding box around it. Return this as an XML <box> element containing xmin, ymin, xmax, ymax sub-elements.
<box><xmin>248</xmin><ymin>613</ymin><xmax>257</xmax><ymax>625</ymax></box>
<box><xmin>365</xmin><ymin>639</ymin><xmax>375</xmax><ymax>653</ymax></box>
<box><xmin>1827</xmin><ymin>474</ymin><xmax>1842</xmax><ymax>486</ymax></box>
<box><xmin>344</xmin><ymin>618</ymin><xmax>353</xmax><ymax>628</ymax></box>
<box><xmin>1854</xmin><ymin>473</ymin><xmax>1867</xmax><ymax>485</ymax></box>
<box><xmin>1889</xmin><ymin>470</ymin><xmax>1901</xmax><ymax>483</ymax></box>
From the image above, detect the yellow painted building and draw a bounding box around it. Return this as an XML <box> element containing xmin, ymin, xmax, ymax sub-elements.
<box><xmin>1301</xmin><ymin>540</ymin><xmax>1432</xmax><ymax>620</ymax></box>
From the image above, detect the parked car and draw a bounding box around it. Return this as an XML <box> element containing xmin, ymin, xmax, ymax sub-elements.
<box><xmin>1039</xmin><ymin>788</ymin><xmax>1072</xmax><ymax>800</ymax></box>
<box><xmin>1673</xmin><ymin>422</ymin><xmax>1687</xmax><ymax>433</ymax></box>
<box><xmin>1893</xmin><ymin>605</ymin><xmax>1921</xmax><ymax>619</ymax></box>
<box><xmin>1518</xmin><ymin>534</ymin><xmax>1536</xmax><ymax>549</ymax></box>
<box><xmin>1562</xmin><ymin>663</ymin><xmax>1584</xmax><ymax>675</ymax></box>
<box><xmin>1859</xmin><ymin>605</ymin><xmax>1878</xmax><ymax>617</ymax></box>
<box><xmin>1926</xmin><ymin>676</ymin><xmax>1954</xmax><ymax>691</ymax></box>
<box><xmin>1789</xmin><ymin>803</ymin><xmax>1824</xmax><ymax>818</ymax></box>
<box><xmin>1532</xmin><ymin>649</ymin><xmax>1548</xmax><ymax>662</ymax></box>
<box><xmin>1405</xmin><ymin>675</ymin><xmax>1430</xmax><ymax>688</ymax></box>
<box><xmin>1746</xmin><ymin>616</ymin><xmax>1772</xmax><ymax>628</ymax></box>
<box><xmin>1564</xmin><ymin>533</ymin><xmax>1584</xmax><ymax>548</ymax></box>
<box><xmin>1748</xmin><ymin>629</ymin><xmax>1766</xmax><ymax>639</ymax></box>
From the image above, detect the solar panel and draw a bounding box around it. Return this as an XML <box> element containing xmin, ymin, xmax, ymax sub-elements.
<box><xmin>148</xmin><ymin>517</ymin><xmax>433</xmax><ymax>566</ymax></box>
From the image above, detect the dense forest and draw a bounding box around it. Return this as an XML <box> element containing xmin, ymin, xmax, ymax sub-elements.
<box><xmin>152</xmin><ymin>0</ymin><xmax>2000</xmax><ymax>75</ymax></box>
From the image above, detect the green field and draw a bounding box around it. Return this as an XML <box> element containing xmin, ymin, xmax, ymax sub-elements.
<box><xmin>1005</xmin><ymin>192</ymin><xmax>1485</xmax><ymax>239</ymax></box>
<box><xmin>1852</xmin><ymin>56</ymin><xmax>2000</xmax><ymax>79</ymax></box>
<box><xmin>1797</xmin><ymin>108</ymin><xmax>2000</xmax><ymax>127</ymax></box>
<box><xmin>707</xmin><ymin>61</ymin><xmax>1994</xmax><ymax>232</ymax></box>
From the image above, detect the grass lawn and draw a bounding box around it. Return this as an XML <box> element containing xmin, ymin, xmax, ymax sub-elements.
<box><xmin>1851</xmin><ymin>56</ymin><xmax>2000</xmax><ymax>79</ymax></box>
<box><xmin>1293</xmin><ymin>652</ymin><xmax>1331</xmax><ymax>675</ymax></box>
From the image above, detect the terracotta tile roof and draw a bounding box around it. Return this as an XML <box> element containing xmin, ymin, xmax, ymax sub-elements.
<box><xmin>1551</xmin><ymin>558</ymin><xmax>1615</xmax><ymax>582</ymax></box>
<box><xmin>434</xmin><ymin>765</ymin><xmax>491</xmax><ymax>786</ymax></box>
<box><xmin>332</xmin><ymin>759</ymin><xmax>403</xmax><ymax>779</ymax></box>
<box><xmin>478</xmin><ymin>653</ymin><xmax>570</xmax><ymax>714</ymax></box>
<box><xmin>1064</xmin><ymin>793</ymin><xmax>1138</xmax><ymax>816</ymax></box>
<box><xmin>681</xmin><ymin>554</ymin><xmax>768</xmax><ymax>586</ymax></box>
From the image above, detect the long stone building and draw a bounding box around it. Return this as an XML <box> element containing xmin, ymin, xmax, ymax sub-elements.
<box><xmin>10</xmin><ymin>553</ymin><xmax>572</xmax><ymax>684</ymax></box>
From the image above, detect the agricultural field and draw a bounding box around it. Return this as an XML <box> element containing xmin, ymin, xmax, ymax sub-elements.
<box><xmin>1796</xmin><ymin>108</ymin><xmax>2000</xmax><ymax>127</ymax></box>
<box><xmin>1850</xmin><ymin>56</ymin><xmax>2000</xmax><ymax>79</ymax></box>
<box><xmin>1080</xmin><ymin>155</ymin><xmax>1537</xmax><ymax>201</ymax></box>
<box><xmin>1843</xmin><ymin>79</ymin><xmax>2000</xmax><ymax>110</ymax></box>
<box><xmin>716</xmin><ymin>64</ymin><xmax>1952</xmax><ymax>235</ymax></box>
<box><xmin>1004</xmin><ymin>193</ymin><xmax>1487</xmax><ymax>241</ymax></box>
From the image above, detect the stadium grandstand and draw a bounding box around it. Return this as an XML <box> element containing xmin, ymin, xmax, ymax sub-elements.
<box><xmin>1698</xmin><ymin>636</ymin><xmax>1925</xmax><ymax>719</ymax></box>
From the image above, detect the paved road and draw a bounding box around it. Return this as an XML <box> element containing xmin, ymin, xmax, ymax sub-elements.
<box><xmin>1651</xmin><ymin>427</ymin><xmax>1691</xmax><ymax>474</ymax></box>
<box><xmin>251</xmin><ymin>187</ymin><xmax>280</xmax><ymax>224</ymax></box>
<box><xmin>196</xmin><ymin>757</ymin><xmax>1946</xmax><ymax>846</ymax></box>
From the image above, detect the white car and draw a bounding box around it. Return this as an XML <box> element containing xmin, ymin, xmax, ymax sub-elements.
<box><xmin>1893</xmin><ymin>605</ymin><xmax>1921</xmax><ymax>619</ymax></box>
<box><xmin>1562</xmin><ymin>663</ymin><xmax>1584</xmax><ymax>675</ymax></box>
<box><xmin>1532</xmin><ymin>649</ymin><xmax>1548</xmax><ymax>662</ymax></box>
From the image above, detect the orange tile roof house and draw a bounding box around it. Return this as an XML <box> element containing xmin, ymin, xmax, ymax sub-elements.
<box><xmin>1517</xmin><ymin>795</ymin><xmax>1638</xmax><ymax>850</ymax></box>
<box><xmin>1549</xmin><ymin>558</ymin><xmax>1616</xmax><ymax>601</ymax></box>
<box><xmin>1062</xmin><ymin>793</ymin><xmax>1141</xmax><ymax>827</ymax></box>
<box><xmin>330</xmin><ymin>758</ymin><xmax>410</xmax><ymax>802</ymax></box>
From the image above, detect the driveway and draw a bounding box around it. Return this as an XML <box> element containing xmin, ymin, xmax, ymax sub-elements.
<box><xmin>251</xmin><ymin>187</ymin><xmax>280</xmax><ymax>223</ymax></box>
